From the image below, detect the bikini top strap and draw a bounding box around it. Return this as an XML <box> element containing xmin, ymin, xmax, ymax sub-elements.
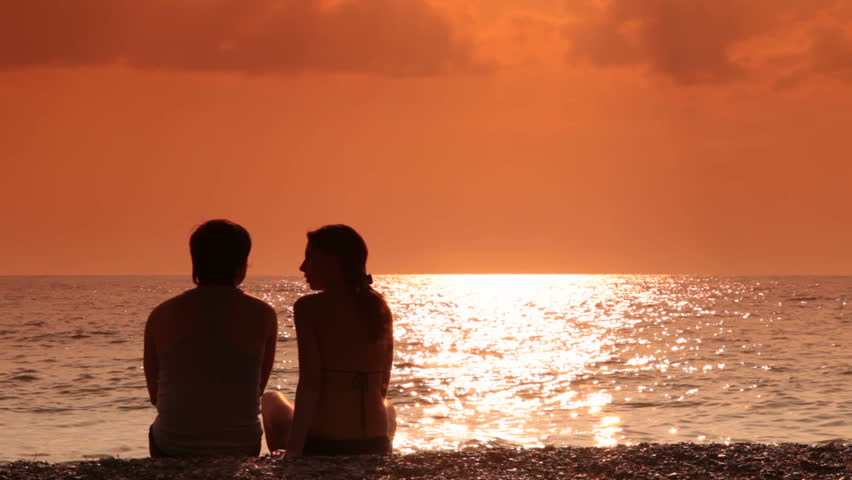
<box><xmin>323</xmin><ymin>369</ymin><xmax>384</xmax><ymax>438</ymax></box>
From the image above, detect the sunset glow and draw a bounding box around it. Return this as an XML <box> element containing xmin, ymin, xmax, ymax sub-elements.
<box><xmin>2</xmin><ymin>1</ymin><xmax>851</xmax><ymax>275</ymax></box>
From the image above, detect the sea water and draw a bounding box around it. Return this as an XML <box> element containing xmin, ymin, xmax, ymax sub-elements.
<box><xmin>0</xmin><ymin>275</ymin><xmax>849</xmax><ymax>462</ymax></box>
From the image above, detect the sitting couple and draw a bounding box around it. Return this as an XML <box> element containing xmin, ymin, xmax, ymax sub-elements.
<box><xmin>143</xmin><ymin>220</ymin><xmax>395</xmax><ymax>457</ymax></box>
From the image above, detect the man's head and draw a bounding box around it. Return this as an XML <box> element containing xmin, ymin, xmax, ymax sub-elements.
<box><xmin>189</xmin><ymin>219</ymin><xmax>252</xmax><ymax>286</ymax></box>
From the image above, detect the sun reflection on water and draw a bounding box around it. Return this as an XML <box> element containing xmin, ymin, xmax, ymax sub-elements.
<box><xmin>595</xmin><ymin>416</ymin><xmax>623</xmax><ymax>447</ymax></box>
<box><xmin>383</xmin><ymin>274</ymin><xmax>635</xmax><ymax>449</ymax></box>
<box><xmin>365</xmin><ymin>274</ymin><xmax>852</xmax><ymax>451</ymax></box>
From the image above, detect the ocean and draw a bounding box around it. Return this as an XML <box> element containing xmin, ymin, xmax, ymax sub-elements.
<box><xmin>0</xmin><ymin>275</ymin><xmax>849</xmax><ymax>462</ymax></box>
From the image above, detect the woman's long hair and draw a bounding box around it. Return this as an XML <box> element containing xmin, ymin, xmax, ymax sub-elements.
<box><xmin>307</xmin><ymin>225</ymin><xmax>391</xmax><ymax>342</ymax></box>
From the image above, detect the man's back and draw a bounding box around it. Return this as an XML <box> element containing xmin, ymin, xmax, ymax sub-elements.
<box><xmin>144</xmin><ymin>286</ymin><xmax>277</xmax><ymax>457</ymax></box>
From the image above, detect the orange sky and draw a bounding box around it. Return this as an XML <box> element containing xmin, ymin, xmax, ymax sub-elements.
<box><xmin>2</xmin><ymin>0</ymin><xmax>852</xmax><ymax>275</ymax></box>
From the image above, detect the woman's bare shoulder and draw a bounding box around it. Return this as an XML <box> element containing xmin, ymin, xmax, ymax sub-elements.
<box><xmin>293</xmin><ymin>292</ymin><xmax>327</xmax><ymax>312</ymax></box>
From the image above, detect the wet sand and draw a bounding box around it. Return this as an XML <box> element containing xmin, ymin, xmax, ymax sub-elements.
<box><xmin>2</xmin><ymin>443</ymin><xmax>849</xmax><ymax>479</ymax></box>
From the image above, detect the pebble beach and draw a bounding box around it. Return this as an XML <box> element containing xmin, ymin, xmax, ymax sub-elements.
<box><xmin>2</xmin><ymin>443</ymin><xmax>850</xmax><ymax>480</ymax></box>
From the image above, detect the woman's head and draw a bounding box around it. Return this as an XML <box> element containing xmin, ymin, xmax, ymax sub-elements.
<box><xmin>190</xmin><ymin>219</ymin><xmax>251</xmax><ymax>286</ymax></box>
<box><xmin>301</xmin><ymin>224</ymin><xmax>369</xmax><ymax>291</ymax></box>
<box><xmin>300</xmin><ymin>224</ymin><xmax>390</xmax><ymax>341</ymax></box>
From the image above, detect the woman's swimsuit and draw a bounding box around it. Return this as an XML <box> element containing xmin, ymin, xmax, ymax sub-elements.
<box><xmin>303</xmin><ymin>369</ymin><xmax>391</xmax><ymax>456</ymax></box>
<box><xmin>303</xmin><ymin>435</ymin><xmax>391</xmax><ymax>456</ymax></box>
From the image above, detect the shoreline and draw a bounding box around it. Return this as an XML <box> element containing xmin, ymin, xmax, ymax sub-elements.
<box><xmin>2</xmin><ymin>443</ymin><xmax>849</xmax><ymax>479</ymax></box>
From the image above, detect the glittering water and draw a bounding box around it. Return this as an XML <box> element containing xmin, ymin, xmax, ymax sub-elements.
<box><xmin>1</xmin><ymin>275</ymin><xmax>850</xmax><ymax>461</ymax></box>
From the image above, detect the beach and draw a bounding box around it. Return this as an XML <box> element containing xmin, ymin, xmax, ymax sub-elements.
<box><xmin>2</xmin><ymin>443</ymin><xmax>850</xmax><ymax>480</ymax></box>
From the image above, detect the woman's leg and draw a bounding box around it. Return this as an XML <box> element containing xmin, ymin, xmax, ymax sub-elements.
<box><xmin>148</xmin><ymin>425</ymin><xmax>171</xmax><ymax>458</ymax></box>
<box><xmin>261</xmin><ymin>391</ymin><xmax>294</xmax><ymax>452</ymax></box>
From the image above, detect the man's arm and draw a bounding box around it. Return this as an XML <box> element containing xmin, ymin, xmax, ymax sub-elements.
<box><xmin>259</xmin><ymin>308</ymin><xmax>278</xmax><ymax>393</ymax></box>
<box><xmin>143</xmin><ymin>312</ymin><xmax>159</xmax><ymax>405</ymax></box>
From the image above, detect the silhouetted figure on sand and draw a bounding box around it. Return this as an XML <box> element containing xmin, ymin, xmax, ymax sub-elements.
<box><xmin>144</xmin><ymin>219</ymin><xmax>277</xmax><ymax>457</ymax></box>
<box><xmin>262</xmin><ymin>224</ymin><xmax>395</xmax><ymax>457</ymax></box>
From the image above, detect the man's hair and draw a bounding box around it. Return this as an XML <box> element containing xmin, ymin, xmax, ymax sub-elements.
<box><xmin>189</xmin><ymin>219</ymin><xmax>251</xmax><ymax>286</ymax></box>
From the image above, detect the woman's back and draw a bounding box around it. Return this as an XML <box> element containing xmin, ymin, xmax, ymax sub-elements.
<box><xmin>298</xmin><ymin>291</ymin><xmax>393</xmax><ymax>440</ymax></box>
<box><xmin>261</xmin><ymin>224</ymin><xmax>395</xmax><ymax>457</ymax></box>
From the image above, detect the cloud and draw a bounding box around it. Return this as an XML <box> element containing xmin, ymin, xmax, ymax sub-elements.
<box><xmin>0</xmin><ymin>0</ymin><xmax>488</xmax><ymax>76</ymax></box>
<box><xmin>477</xmin><ymin>11</ymin><xmax>567</xmax><ymax>67</ymax></box>
<box><xmin>564</xmin><ymin>0</ymin><xmax>848</xmax><ymax>86</ymax></box>
<box><xmin>806</xmin><ymin>28</ymin><xmax>852</xmax><ymax>78</ymax></box>
<box><xmin>774</xmin><ymin>27</ymin><xmax>852</xmax><ymax>88</ymax></box>
<box><xmin>0</xmin><ymin>1</ymin><xmax>129</xmax><ymax>68</ymax></box>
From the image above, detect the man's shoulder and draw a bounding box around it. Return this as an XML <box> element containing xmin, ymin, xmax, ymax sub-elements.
<box><xmin>235</xmin><ymin>293</ymin><xmax>277</xmax><ymax>337</ymax></box>
<box><xmin>149</xmin><ymin>290</ymin><xmax>190</xmax><ymax>316</ymax></box>
<box><xmin>146</xmin><ymin>291</ymin><xmax>192</xmax><ymax>331</ymax></box>
<box><xmin>238</xmin><ymin>291</ymin><xmax>278</xmax><ymax>317</ymax></box>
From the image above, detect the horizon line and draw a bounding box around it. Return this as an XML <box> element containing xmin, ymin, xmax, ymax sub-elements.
<box><xmin>2</xmin><ymin>272</ymin><xmax>851</xmax><ymax>277</ymax></box>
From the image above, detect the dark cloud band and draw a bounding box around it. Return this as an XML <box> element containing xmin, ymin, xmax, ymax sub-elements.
<box><xmin>0</xmin><ymin>0</ymin><xmax>487</xmax><ymax>76</ymax></box>
<box><xmin>564</xmin><ymin>0</ymin><xmax>851</xmax><ymax>85</ymax></box>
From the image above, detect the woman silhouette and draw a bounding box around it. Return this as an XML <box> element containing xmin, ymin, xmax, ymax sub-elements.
<box><xmin>262</xmin><ymin>225</ymin><xmax>395</xmax><ymax>456</ymax></box>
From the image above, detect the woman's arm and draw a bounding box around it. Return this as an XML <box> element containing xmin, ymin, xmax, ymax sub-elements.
<box><xmin>382</xmin><ymin>333</ymin><xmax>394</xmax><ymax>397</ymax></box>
<box><xmin>143</xmin><ymin>312</ymin><xmax>159</xmax><ymax>405</ymax></box>
<box><xmin>381</xmin><ymin>308</ymin><xmax>394</xmax><ymax>397</ymax></box>
<box><xmin>285</xmin><ymin>297</ymin><xmax>323</xmax><ymax>457</ymax></box>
